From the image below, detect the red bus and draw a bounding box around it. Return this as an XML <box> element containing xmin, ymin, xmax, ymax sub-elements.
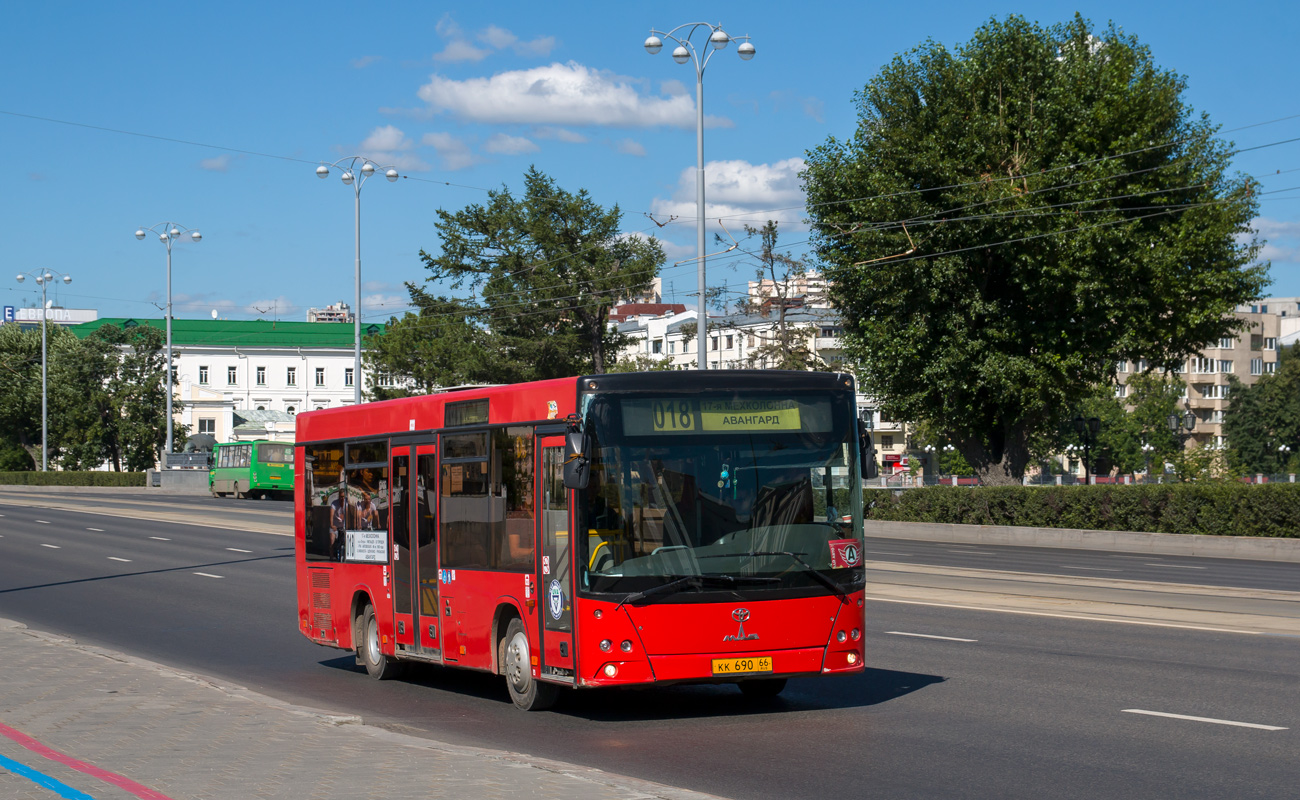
<box><xmin>294</xmin><ymin>371</ymin><xmax>867</xmax><ymax>710</ymax></box>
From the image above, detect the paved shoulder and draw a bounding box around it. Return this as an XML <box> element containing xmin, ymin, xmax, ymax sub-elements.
<box><xmin>0</xmin><ymin>618</ymin><xmax>723</xmax><ymax>800</ymax></box>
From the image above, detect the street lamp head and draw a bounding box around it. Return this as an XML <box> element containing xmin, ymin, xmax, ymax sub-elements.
<box><xmin>134</xmin><ymin>229</ymin><xmax>146</xmax><ymax>240</ymax></box>
<box><xmin>710</xmin><ymin>29</ymin><xmax>730</xmax><ymax>50</ymax></box>
<box><xmin>169</xmin><ymin>227</ymin><xmax>181</xmax><ymax>238</ymax></box>
<box><xmin>190</xmin><ymin>231</ymin><xmax>202</xmax><ymax>242</ymax></box>
<box><xmin>385</xmin><ymin>168</ymin><xmax>399</xmax><ymax>182</ymax></box>
<box><xmin>1182</xmin><ymin>412</ymin><xmax>1196</xmax><ymax>432</ymax></box>
<box><xmin>340</xmin><ymin>171</ymin><xmax>355</xmax><ymax>185</ymax></box>
<box><xmin>1088</xmin><ymin>416</ymin><xmax>1101</xmax><ymax>436</ymax></box>
<box><xmin>737</xmin><ymin>40</ymin><xmax>756</xmax><ymax>60</ymax></box>
<box><xmin>62</xmin><ymin>275</ymin><xmax>71</xmax><ymax>284</ymax></box>
<box><xmin>159</xmin><ymin>233</ymin><xmax>169</xmax><ymax>242</ymax></box>
<box><xmin>672</xmin><ymin>45</ymin><xmax>690</xmax><ymax>64</ymax></box>
<box><xmin>15</xmin><ymin>274</ymin><xmax>24</xmax><ymax>283</ymax></box>
<box><xmin>315</xmin><ymin>165</ymin><xmax>329</xmax><ymax>179</ymax></box>
<box><xmin>42</xmin><ymin>272</ymin><xmax>52</xmax><ymax>282</ymax></box>
<box><xmin>361</xmin><ymin>162</ymin><xmax>375</xmax><ymax>177</ymax></box>
<box><xmin>644</xmin><ymin>35</ymin><xmax>663</xmax><ymax>55</ymax></box>
<box><xmin>1072</xmin><ymin>415</ymin><xmax>1085</xmax><ymax>435</ymax></box>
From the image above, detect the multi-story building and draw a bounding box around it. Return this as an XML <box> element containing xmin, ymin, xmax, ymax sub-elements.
<box><xmin>306</xmin><ymin>301</ymin><xmax>354</xmax><ymax>323</ymax></box>
<box><xmin>70</xmin><ymin>318</ymin><xmax>386</xmax><ymax>445</ymax></box>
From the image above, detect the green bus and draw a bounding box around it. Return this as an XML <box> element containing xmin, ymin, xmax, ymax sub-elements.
<box><xmin>209</xmin><ymin>440</ymin><xmax>295</xmax><ymax>499</ymax></box>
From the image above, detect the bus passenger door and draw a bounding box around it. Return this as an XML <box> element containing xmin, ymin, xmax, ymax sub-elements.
<box><xmin>390</xmin><ymin>446</ymin><xmax>416</xmax><ymax>648</ymax></box>
<box><xmin>413</xmin><ymin>445</ymin><xmax>441</xmax><ymax>659</ymax></box>
<box><xmin>536</xmin><ymin>440</ymin><xmax>575</xmax><ymax>684</ymax></box>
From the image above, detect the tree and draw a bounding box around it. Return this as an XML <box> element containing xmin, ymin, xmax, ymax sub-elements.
<box><xmin>364</xmin><ymin>293</ymin><xmax>498</xmax><ymax>400</ymax></box>
<box><xmin>0</xmin><ymin>322</ymin><xmax>53</xmax><ymax>468</ymax></box>
<box><xmin>727</xmin><ymin>221</ymin><xmax>829</xmax><ymax>371</ymax></box>
<box><xmin>803</xmin><ymin>14</ymin><xmax>1268</xmax><ymax>484</ymax></box>
<box><xmin>1224</xmin><ymin>344</ymin><xmax>1300</xmax><ymax>473</ymax></box>
<box><xmin>414</xmin><ymin>167</ymin><xmax>665</xmax><ymax>382</ymax></box>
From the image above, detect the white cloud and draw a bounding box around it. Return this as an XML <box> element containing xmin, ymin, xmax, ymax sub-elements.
<box><xmin>363</xmin><ymin>293</ymin><xmax>415</xmax><ymax>315</ymax></box>
<box><xmin>417</xmin><ymin>61</ymin><xmax>732</xmax><ymax>129</ymax></box>
<box><xmin>532</xmin><ymin>126</ymin><xmax>587</xmax><ymax>143</ymax></box>
<box><xmin>478</xmin><ymin>24</ymin><xmax>517</xmax><ymax>49</ymax></box>
<box><xmin>1254</xmin><ymin>216</ymin><xmax>1300</xmax><ymax>263</ymax></box>
<box><xmin>1255</xmin><ymin>217</ymin><xmax>1300</xmax><ymax>239</ymax></box>
<box><xmin>514</xmin><ymin>36</ymin><xmax>556</xmax><ymax>57</ymax></box>
<box><xmin>650</xmin><ymin>158</ymin><xmax>808</xmax><ymax>228</ymax></box>
<box><xmin>483</xmin><ymin>133</ymin><xmax>540</xmax><ymax>155</ymax></box>
<box><xmin>616</xmin><ymin>138</ymin><xmax>646</xmax><ymax>157</ymax></box>
<box><xmin>434</xmin><ymin>40</ymin><xmax>491</xmax><ymax>63</ymax></box>
<box><xmin>1261</xmin><ymin>243</ymin><xmax>1299</xmax><ymax>263</ymax></box>
<box><xmin>436</xmin><ymin>14</ymin><xmax>462</xmax><ymax>39</ymax></box>
<box><xmin>351</xmin><ymin>55</ymin><xmax>382</xmax><ymax>68</ymax></box>
<box><xmin>199</xmin><ymin>154</ymin><xmax>232</xmax><ymax>172</ymax></box>
<box><xmin>357</xmin><ymin>125</ymin><xmax>430</xmax><ymax>172</ymax></box>
<box><xmin>422</xmin><ymin>132</ymin><xmax>483</xmax><ymax>171</ymax></box>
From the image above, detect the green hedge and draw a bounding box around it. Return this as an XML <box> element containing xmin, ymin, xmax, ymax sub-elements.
<box><xmin>0</xmin><ymin>471</ymin><xmax>146</xmax><ymax>487</ymax></box>
<box><xmin>865</xmin><ymin>484</ymin><xmax>1300</xmax><ymax>538</ymax></box>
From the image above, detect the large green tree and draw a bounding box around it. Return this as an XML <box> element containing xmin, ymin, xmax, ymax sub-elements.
<box><xmin>408</xmin><ymin>167</ymin><xmax>665</xmax><ymax>384</ymax></box>
<box><xmin>803</xmin><ymin>14</ymin><xmax>1268</xmax><ymax>483</ymax></box>
<box><xmin>1224</xmin><ymin>345</ymin><xmax>1300</xmax><ymax>473</ymax></box>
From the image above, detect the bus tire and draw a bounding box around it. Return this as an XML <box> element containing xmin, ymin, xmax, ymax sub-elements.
<box><xmin>232</xmin><ymin>482</ymin><xmax>244</xmax><ymax>499</ymax></box>
<box><xmin>738</xmin><ymin>678</ymin><xmax>787</xmax><ymax>699</ymax></box>
<box><xmin>360</xmin><ymin>605</ymin><xmax>404</xmax><ymax>680</ymax></box>
<box><xmin>502</xmin><ymin>618</ymin><xmax>558</xmax><ymax>711</ymax></box>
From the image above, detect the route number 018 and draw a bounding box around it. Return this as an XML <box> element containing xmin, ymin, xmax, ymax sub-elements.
<box><xmin>652</xmin><ymin>400</ymin><xmax>696</xmax><ymax>432</ymax></box>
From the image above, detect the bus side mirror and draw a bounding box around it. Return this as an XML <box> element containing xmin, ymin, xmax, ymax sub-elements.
<box><xmin>206</xmin><ymin>454</ymin><xmax>214</xmax><ymax>468</ymax></box>
<box><xmin>563</xmin><ymin>431</ymin><xmax>590</xmax><ymax>490</ymax></box>
<box><xmin>860</xmin><ymin>432</ymin><xmax>878</xmax><ymax>480</ymax></box>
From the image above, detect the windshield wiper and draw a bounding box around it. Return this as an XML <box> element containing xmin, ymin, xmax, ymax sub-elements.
<box><xmin>701</xmin><ymin>551</ymin><xmax>850</xmax><ymax>603</ymax></box>
<box><xmin>612</xmin><ymin>574</ymin><xmax>778</xmax><ymax>611</ymax></box>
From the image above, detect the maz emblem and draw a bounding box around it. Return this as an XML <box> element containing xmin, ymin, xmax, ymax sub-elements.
<box><xmin>724</xmin><ymin>607</ymin><xmax>759</xmax><ymax>641</ymax></box>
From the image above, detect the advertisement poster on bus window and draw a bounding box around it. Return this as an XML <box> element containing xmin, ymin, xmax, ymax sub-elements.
<box><xmin>346</xmin><ymin>530</ymin><xmax>387</xmax><ymax>562</ymax></box>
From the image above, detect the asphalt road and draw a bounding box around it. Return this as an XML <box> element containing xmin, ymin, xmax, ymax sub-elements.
<box><xmin>1</xmin><ymin>501</ymin><xmax>1296</xmax><ymax>799</ymax></box>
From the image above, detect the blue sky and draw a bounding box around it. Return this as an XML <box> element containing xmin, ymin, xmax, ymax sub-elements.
<box><xmin>3</xmin><ymin>0</ymin><xmax>1298</xmax><ymax>325</ymax></box>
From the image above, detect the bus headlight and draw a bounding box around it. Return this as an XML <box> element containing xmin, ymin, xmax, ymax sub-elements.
<box><xmin>599</xmin><ymin>639</ymin><xmax>612</xmax><ymax>652</ymax></box>
<box><xmin>836</xmin><ymin>630</ymin><xmax>847</xmax><ymax>643</ymax></box>
<box><xmin>620</xmin><ymin>640</ymin><xmax>633</xmax><ymax>653</ymax></box>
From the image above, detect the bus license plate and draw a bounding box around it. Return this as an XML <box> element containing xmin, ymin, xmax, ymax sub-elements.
<box><xmin>711</xmin><ymin>656</ymin><xmax>772</xmax><ymax>676</ymax></box>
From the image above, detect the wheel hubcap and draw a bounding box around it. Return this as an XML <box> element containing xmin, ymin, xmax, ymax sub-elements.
<box><xmin>367</xmin><ymin>619</ymin><xmax>381</xmax><ymax>664</ymax></box>
<box><xmin>506</xmin><ymin>632</ymin><xmax>529</xmax><ymax>691</ymax></box>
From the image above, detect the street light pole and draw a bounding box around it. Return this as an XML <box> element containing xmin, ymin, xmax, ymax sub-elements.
<box><xmin>15</xmin><ymin>269</ymin><xmax>72</xmax><ymax>471</ymax></box>
<box><xmin>645</xmin><ymin>23</ymin><xmax>755</xmax><ymax>370</ymax></box>
<box><xmin>1072</xmin><ymin>415</ymin><xmax>1101</xmax><ymax>484</ymax></box>
<box><xmin>136</xmin><ymin>223</ymin><xmax>201</xmax><ymax>463</ymax></box>
<box><xmin>315</xmin><ymin>157</ymin><xmax>399</xmax><ymax>405</ymax></box>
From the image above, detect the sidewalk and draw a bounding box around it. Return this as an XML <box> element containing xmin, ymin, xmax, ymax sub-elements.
<box><xmin>0</xmin><ymin>618</ymin><xmax>722</xmax><ymax>800</ymax></box>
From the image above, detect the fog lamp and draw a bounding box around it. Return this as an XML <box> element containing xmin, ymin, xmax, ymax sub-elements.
<box><xmin>846</xmin><ymin>652</ymin><xmax>859</xmax><ymax>665</ymax></box>
<box><xmin>603</xmin><ymin>663</ymin><xmax>618</xmax><ymax>677</ymax></box>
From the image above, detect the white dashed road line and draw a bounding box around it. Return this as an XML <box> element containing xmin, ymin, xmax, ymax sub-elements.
<box><xmin>947</xmin><ymin>550</ymin><xmax>995</xmax><ymax>555</ymax></box>
<box><xmin>886</xmin><ymin>631</ymin><xmax>978</xmax><ymax>642</ymax></box>
<box><xmin>108</xmin><ymin>557</ymin><xmax>131</xmax><ymax>562</ymax></box>
<box><xmin>1123</xmin><ymin>709</ymin><xmax>1287</xmax><ymax>731</ymax></box>
<box><xmin>194</xmin><ymin>572</ymin><xmax>224</xmax><ymax>579</ymax></box>
<box><xmin>150</xmin><ymin>537</ymin><xmax>171</xmax><ymax>541</ymax></box>
<box><xmin>87</xmin><ymin>527</ymin><xmax>104</xmax><ymax>532</ymax></box>
<box><xmin>1146</xmin><ymin>564</ymin><xmax>1208</xmax><ymax>569</ymax></box>
<box><xmin>226</xmin><ymin>548</ymin><xmax>252</xmax><ymax>553</ymax></box>
<box><xmin>1062</xmin><ymin>566</ymin><xmax>1122</xmax><ymax>572</ymax></box>
<box><xmin>41</xmin><ymin>544</ymin><xmax>60</xmax><ymax>549</ymax></box>
<box><xmin>35</xmin><ymin>520</ymin><xmax>50</xmax><ymax>524</ymax></box>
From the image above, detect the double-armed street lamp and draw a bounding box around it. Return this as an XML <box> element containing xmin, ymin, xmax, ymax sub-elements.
<box><xmin>136</xmin><ymin>223</ymin><xmax>201</xmax><ymax>461</ymax></box>
<box><xmin>644</xmin><ymin>22</ymin><xmax>755</xmax><ymax>370</ymax></box>
<box><xmin>1072</xmin><ymin>415</ymin><xmax>1102</xmax><ymax>484</ymax></box>
<box><xmin>315</xmin><ymin>157</ymin><xmax>399</xmax><ymax>405</ymax></box>
<box><xmin>15</xmin><ymin>269</ymin><xmax>73</xmax><ymax>471</ymax></box>
<box><xmin>1141</xmin><ymin>442</ymin><xmax>1155</xmax><ymax>478</ymax></box>
<box><xmin>1168</xmin><ymin>410</ymin><xmax>1196</xmax><ymax>447</ymax></box>
<box><xmin>1280</xmin><ymin>444</ymin><xmax>1293</xmax><ymax>472</ymax></box>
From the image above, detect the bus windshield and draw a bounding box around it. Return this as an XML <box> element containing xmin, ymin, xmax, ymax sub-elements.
<box><xmin>579</xmin><ymin>391</ymin><xmax>863</xmax><ymax>598</ymax></box>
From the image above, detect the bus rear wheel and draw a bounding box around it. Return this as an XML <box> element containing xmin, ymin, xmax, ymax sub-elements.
<box><xmin>359</xmin><ymin>605</ymin><xmax>404</xmax><ymax>680</ymax></box>
<box><xmin>738</xmin><ymin>678</ymin><xmax>787</xmax><ymax>699</ymax></box>
<box><xmin>502</xmin><ymin>618</ymin><xmax>558</xmax><ymax>711</ymax></box>
<box><xmin>232</xmin><ymin>482</ymin><xmax>244</xmax><ymax>499</ymax></box>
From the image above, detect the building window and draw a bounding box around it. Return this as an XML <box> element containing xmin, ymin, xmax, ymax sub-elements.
<box><xmin>652</xmin><ymin>339</ymin><xmax>663</xmax><ymax>354</ymax></box>
<box><xmin>881</xmin><ymin>435</ymin><xmax>894</xmax><ymax>449</ymax></box>
<box><xmin>1193</xmin><ymin>357</ymin><xmax>1214</xmax><ymax>374</ymax></box>
<box><xmin>711</xmin><ymin>336</ymin><xmax>719</xmax><ymax>351</ymax></box>
<box><xmin>198</xmin><ymin>418</ymin><xmax>215</xmax><ymax>435</ymax></box>
<box><xmin>1114</xmin><ymin>384</ymin><xmax>1128</xmax><ymax>398</ymax></box>
<box><xmin>1137</xmin><ymin>359</ymin><xmax>1149</xmax><ymax>372</ymax></box>
<box><xmin>256</xmin><ymin>405</ymin><xmax>266</xmax><ymax>411</ymax></box>
<box><xmin>1218</xmin><ymin>360</ymin><xmax>1233</xmax><ymax>374</ymax></box>
<box><xmin>669</xmin><ymin>341</ymin><xmax>676</xmax><ymax>354</ymax></box>
<box><xmin>227</xmin><ymin>366</ymin><xmax>238</xmax><ymax>385</ymax></box>
<box><xmin>1265</xmin><ymin>361</ymin><xmax>1278</xmax><ymax>374</ymax></box>
<box><xmin>1219</xmin><ymin>337</ymin><xmax>1234</xmax><ymax>349</ymax></box>
<box><xmin>1116</xmin><ymin>360</ymin><xmax>1128</xmax><ymax>373</ymax></box>
<box><xmin>287</xmin><ymin>367</ymin><xmax>297</xmax><ymax>386</ymax></box>
<box><xmin>749</xmin><ymin>334</ymin><xmax>756</xmax><ymax>347</ymax></box>
<box><xmin>725</xmin><ymin>335</ymin><xmax>734</xmax><ymax>350</ymax></box>
<box><xmin>315</xmin><ymin>367</ymin><xmax>325</xmax><ymax>387</ymax></box>
<box><xmin>286</xmin><ymin>406</ymin><xmax>296</xmax><ymax>416</ymax></box>
<box><xmin>256</xmin><ymin>366</ymin><xmax>266</xmax><ymax>386</ymax></box>
<box><xmin>198</xmin><ymin>365</ymin><xmax>209</xmax><ymax>385</ymax></box>
<box><xmin>345</xmin><ymin>368</ymin><xmax>354</xmax><ymax>387</ymax></box>
<box><xmin>1265</xmin><ymin>337</ymin><xmax>1277</xmax><ymax>351</ymax></box>
<box><xmin>1251</xmin><ymin>357</ymin><xmax>1264</xmax><ymax>376</ymax></box>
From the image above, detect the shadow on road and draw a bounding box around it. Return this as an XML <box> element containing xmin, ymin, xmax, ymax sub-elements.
<box><xmin>318</xmin><ymin>655</ymin><xmax>943</xmax><ymax>719</ymax></box>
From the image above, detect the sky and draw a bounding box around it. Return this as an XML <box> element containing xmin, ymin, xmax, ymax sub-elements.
<box><xmin>3</xmin><ymin>0</ymin><xmax>1299</xmax><ymax>327</ymax></box>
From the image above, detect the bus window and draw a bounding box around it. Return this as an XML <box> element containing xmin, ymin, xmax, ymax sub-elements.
<box><xmin>259</xmin><ymin>443</ymin><xmax>293</xmax><ymax>464</ymax></box>
<box><xmin>439</xmin><ymin>427</ymin><xmax>534</xmax><ymax>572</ymax></box>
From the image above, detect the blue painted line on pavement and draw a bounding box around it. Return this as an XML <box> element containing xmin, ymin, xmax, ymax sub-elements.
<box><xmin>0</xmin><ymin>751</ymin><xmax>97</xmax><ymax>800</ymax></box>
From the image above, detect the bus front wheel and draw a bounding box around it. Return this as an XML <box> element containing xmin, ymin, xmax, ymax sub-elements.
<box><xmin>359</xmin><ymin>605</ymin><xmax>404</xmax><ymax>680</ymax></box>
<box><xmin>502</xmin><ymin>618</ymin><xmax>558</xmax><ymax>711</ymax></box>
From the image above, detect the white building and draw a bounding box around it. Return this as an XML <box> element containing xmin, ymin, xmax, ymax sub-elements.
<box><xmin>71</xmin><ymin>317</ymin><xmax>386</xmax><ymax>444</ymax></box>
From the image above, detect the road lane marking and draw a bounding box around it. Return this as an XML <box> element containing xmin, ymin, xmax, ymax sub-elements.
<box><xmin>35</xmin><ymin>520</ymin><xmax>50</xmax><ymax>524</ymax></box>
<box><xmin>947</xmin><ymin>549</ymin><xmax>995</xmax><ymax>555</ymax></box>
<box><xmin>1145</xmin><ymin>563</ymin><xmax>1207</xmax><ymax>569</ymax></box>
<box><xmin>193</xmin><ymin>572</ymin><xmax>223</xmax><ymax>579</ymax></box>
<box><xmin>86</xmin><ymin>528</ymin><xmax>104</xmax><ymax>532</ymax></box>
<box><xmin>868</xmin><ymin>598</ymin><xmax>1263</xmax><ymax>635</ymax></box>
<box><xmin>108</xmin><ymin>557</ymin><xmax>132</xmax><ymax>562</ymax></box>
<box><xmin>1062</xmin><ymin>566</ymin><xmax>1122</xmax><ymax>572</ymax></box>
<box><xmin>887</xmin><ymin>631</ymin><xmax>978</xmax><ymax>642</ymax></box>
<box><xmin>41</xmin><ymin>544</ymin><xmax>60</xmax><ymax>549</ymax></box>
<box><xmin>0</xmin><ymin>719</ymin><xmax>180</xmax><ymax>800</ymax></box>
<box><xmin>1122</xmin><ymin>709</ymin><xmax>1287</xmax><ymax>731</ymax></box>
<box><xmin>226</xmin><ymin>548</ymin><xmax>252</xmax><ymax>553</ymax></box>
<box><xmin>150</xmin><ymin>537</ymin><xmax>171</xmax><ymax>541</ymax></box>
<box><xmin>1112</xmin><ymin>555</ymin><xmax>1152</xmax><ymax>559</ymax></box>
